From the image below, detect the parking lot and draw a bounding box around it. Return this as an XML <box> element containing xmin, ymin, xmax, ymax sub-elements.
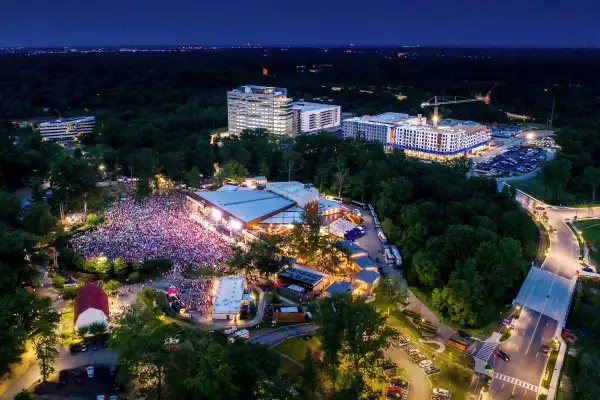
<box><xmin>475</xmin><ymin>145</ymin><xmax>547</xmax><ymax>175</ymax></box>
<box><xmin>32</xmin><ymin>364</ymin><xmax>124</xmax><ymax>399</ymax></box>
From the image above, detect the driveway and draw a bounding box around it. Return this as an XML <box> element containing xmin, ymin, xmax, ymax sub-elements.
<box><xmin>248</xmin><ymin>323</ymin><xmax>319</xmax><ymax>346</ymax></box>
<box><xmin>385</xmin><ymin>347</ymin><xmax>431</xmax><ymax>400</ymax></box>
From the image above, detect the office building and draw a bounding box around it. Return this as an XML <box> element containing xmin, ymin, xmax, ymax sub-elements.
<box><xmin>39</xmin><ymin>116</ymin><xmax>95</xmax><ymax>142</ymax></box>
<box><xmin>342</xmin><ymin>113</ymin><xmax>490</xmax><ymax>160</ymax></box>
<box><xmin>292</xmin><ymin>102</ymin><xmax>341</xmax><ymax>134</ymax></box>
<box><xmin>227</xmin><ymin>85</ymin><xmax>293</xmax><ymax>136</ymax></box>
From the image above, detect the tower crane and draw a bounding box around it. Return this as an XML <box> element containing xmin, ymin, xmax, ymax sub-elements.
<box><xmin>421</xmin><ymin>95</ymin><xmax>483</xmax><ymax>127</ymax></box>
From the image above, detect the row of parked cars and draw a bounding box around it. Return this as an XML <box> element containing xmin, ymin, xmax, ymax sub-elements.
<box><xmin>377</xmin><ymin>357</ymin><xmax>409</xmax><ymax>400</ymax></box>
<box><xmin>398</xmin><ymin>340</ymin><xmax>440</xmax><ymax>376</ymax></box>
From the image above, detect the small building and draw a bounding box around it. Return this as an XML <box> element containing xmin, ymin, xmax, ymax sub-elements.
<box><xmin>354</xmin><ymin>269</ymin><xmax>381</xmax><ymax>294</ymax></box>
<box><xmin>74</xmin><ymin>284</ymin><xmax>109</xmax><ymax>330</ymax></box>
<box><xmin>325</xmin><ymin>280</ymin><xmax>361</xmax><ymax>297</ymax></box>
<box><xmin>278</xmin><ymin>265</ymin><xmax>329</xmax><ymax>294</ymax></box>
<box><xmin>212</xmin><ymin>276</ymin><xmax>246</xmax><ymax>321</ymax></box>
<box><xmin>338</xmin><ymin>240</ymin><xmax>378</xmax><ymax>271</ymax></box>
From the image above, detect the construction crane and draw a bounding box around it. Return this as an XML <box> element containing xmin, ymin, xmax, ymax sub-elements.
<box><xmin>421</xmin><ymin>96</ymin><xmax>483</xmax><ymax>127</ymax></box>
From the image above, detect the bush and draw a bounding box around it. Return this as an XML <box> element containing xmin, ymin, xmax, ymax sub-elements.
<box><xmin>103</xmin><ymin>280</ymin><xmax>120</xmax><ymax>294</ymax></box>
<box><xmin>51</xmin><ymin>275</ymin><xmax>66</xmax><ymax>289</ymax></box>
<box><xmin>141</xmin><ymin>258</ymin><xmax>173</xmax><ymax>271</ymax></box>
<box><xmin>14</xmin><ymin>390</ymin><xmax>31</xmax><ymax>400</ymax></box>
<box><xmin>86</xmin><ymin>213</ymin><xmax>101</xmax><ymax>226</ymax></box>
<box><xmin>128</xmin><ymin>271</ymin><xmax>141</xmax><ymax>282</ymax></box>
<box><xmin>63</xmin><ymin>286</ymin><xmax>80</xmax><ymax>300</ymax></box>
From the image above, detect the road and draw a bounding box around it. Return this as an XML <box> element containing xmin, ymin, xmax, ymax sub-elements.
<box><xmin>384</xmin><ymin>347</ymin><xmax>432</xmax><ymax>400</ymax></box>
<box><xmin>1</xmin><ymin>347</ymin><xmax>117</xmax><ymax>400</ymax></box>
<box><xmin>488</xmin><ymin>187</ymin><xmax>597</xmax><ymax>400</ymax></box>
<box><xmin>248</xmin><ymin>323</ymin><xmax>319</xmax><ymax>346</ymax></box>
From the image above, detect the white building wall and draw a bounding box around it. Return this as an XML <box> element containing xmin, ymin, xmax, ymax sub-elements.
<box><xmin>74</xmin><ymin>308</ymin><xmax>109</xmax><ymax>329</ymax></box>
<box><xmin>293</xmin><ymin>104</ymin><xmax>341</xmax><ymax>134</ymax></box>
<box><xmin>228</xmin><ymin>86</ymin><xmax>294</xmax><ymax>136</ymax></box>
<box><xmin>39</xmin><ymin>117</ymin><xmax>95</xmax><ymax>142</ymax></box>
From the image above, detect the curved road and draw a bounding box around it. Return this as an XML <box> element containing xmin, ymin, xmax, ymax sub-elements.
<box><xmin>488</xmin><ymin>186</ymin><xmax>599</xmax><ymax>400</ymax></box>
<box><xmin>248</xmin><ymin>323</ymin><xmax>319</xmax><ymax>346</ymax></box>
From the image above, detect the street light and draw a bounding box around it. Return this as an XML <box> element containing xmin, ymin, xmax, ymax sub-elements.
<box><xmin>99</xmin><ymin>164</ymin><xmax>105</xmax><ymax>171</ymax></box>
<box><xmin>211</xmin><ymin>209</ymin><xmax>222</xmax><ymax>221</ymax></box>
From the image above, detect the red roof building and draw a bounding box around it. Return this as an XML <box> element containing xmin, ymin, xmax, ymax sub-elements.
<box><xmin>74</xmin><ymin>283</ymin><xmax>109</xmax><ymax>329</ymax></box>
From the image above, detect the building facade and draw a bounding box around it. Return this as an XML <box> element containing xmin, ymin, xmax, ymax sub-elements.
<box><xmin>227</xmin><ymin>85</ymin><xmax>294</xmax><ymax>136</ymax></box>
<box><xmin>38</xmin><ymin>116</ymin><xmax>95</xmax><ymax>142</ymax></box>
<box><xmin>342</xmin><ymin>113</ymin><xmax>490</xmax><ymax>160</ymax></box>
<box><xmin>292</xmin><ymin>102</ymin><xmax>341</xmax><ymax>134</ymax></box>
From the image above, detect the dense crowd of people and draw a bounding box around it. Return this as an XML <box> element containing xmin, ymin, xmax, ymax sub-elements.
<box><xmin>70</xmin><ymin>193</ymin><xmax>233</xmax><ymax>267</ymax></box>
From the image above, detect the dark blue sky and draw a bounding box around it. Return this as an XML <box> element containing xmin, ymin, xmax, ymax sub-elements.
<box><xmin>1</xmin><ymin>0</ymin><xmax>598</xmax><ymax>47</ymax></box>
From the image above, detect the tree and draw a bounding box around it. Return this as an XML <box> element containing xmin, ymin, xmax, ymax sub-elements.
<box><xmin>540</xmin><ymin>157</ymin><xmax>572</xmax><ymax>203</ymax></box>
<box><xmin>32</xmin><ymin>333</ymin><xmax>59</xmax><ymax>382</ymax></box>
<box><xmin>184</xmin><ymin>166</ymin><xmax>201</xmax><ymax>188</ymax></box>
<box><xmin>332</xmin><ymin>157</ymin><xmax>350</xmax><ymax>197</ymax></box>
<box><xmin>103</xmin><ymin>280</ymin><xmax>120</xmax><ymax>295</ymax></box>
<box><xmin>218</xmin><ymin>160</ymin><xmax>249</xmax><ymax>183</ymax></box>
<box><xmin>446</xmin><ymin>156</ymin><xmax>473</xmax><ymax>176</ymax></box>
<box><xmin>113</xmin><ymin>257</ymin><xmax>128</xmax><ymax>277</ymax></box>
<box><xmin>13</xmin><ymin>390</ymin><xmax>31</xmax><ymax>400</ymax></box>
<box><xmin>281</xmin><ymin>149</ymin><xmax>304</xmax><ymax>181</ymax></box>
<box><xmin>318</xmin><ymin>294</ymin><xmax>393</xmax><ymax>392</ymax></box>
<box><xmin>135</xmin><ymin>177</ymin><xmax>152</xmax><ymax>198</ymax></box>
<box><xmin>88</xmin><ymin>321</ymin><xmax>108</xmax><ymax>342</ymax></box>
<box><xmin>110</xmin><ymin>303</ymin><xmax>180</xmax><ymax>400</ymax></box>
<box><xmin>50</xmin><ymin>153</ymin><xmax>98</xmax><ymax>219</ymax></box>
<box><xmin>300</xmin><ymin>350</ymin><xmax>318</xmax><ymax>400</ymax></box>
<box><xmin>581</xmin><ymin>166</ymin><xmax>600</xmax><ymax>202</ymax></box>
<box><xmin>374</xmin><ymin>276</ymin><xmax>408</xmax><ymax>316</ymax></box>
<box><xmin>22</xmin><ymin>202</ymin><xmax>56</xmax><ymax>237</ymax></box>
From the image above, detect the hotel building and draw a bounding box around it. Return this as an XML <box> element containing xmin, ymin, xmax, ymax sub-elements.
<box><xmin>342</xmin><ymin>113</ymin><xmax>490</xmax><ymax>160</ymax></box>
<box><xmin>39</xmin><ymin>116</ymin><xmax>96</xmax><ymax>142</ymax></box>
<box><xmin>292</xmin><ymin>102</ymin><xmax>341</xmax><ymax>134</ymax></box>
<box><xmin>227</xmin><ymin>85</ymin><xmax>294</xmax><ymax>136</ymax></box>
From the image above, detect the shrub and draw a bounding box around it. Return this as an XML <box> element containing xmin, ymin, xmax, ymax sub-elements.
<box><xmin>51</xmin><ymin>275</ymin><xmax>66</xmax><ymax>289</ymax></box>
<box><xmin>103</xmin><ymin>280</ymin><xmax>120</xmax><ymax>295</ymax></box>
<box><xmin>86</xmin><ymin>213</ymin><xmax>101</xmax><ymax>226</ymax></box>
<box><xmin>142</xmin><ymin>258</ymin><xmax>173</xmax><ymax>271</ymax></box>
<box><xmin>14</xmin><ymin>390</ymin><xmax>31</xmax><ymax>400</ymax></box>
<box><xmin>63</xmin><ymin>285</ymin><xmax>80</xmax><ymax>300</ymax></box>
<box><xmin>128</xmin><ymin>271</ymin><xmax>141</xmax><ymax>282</ymax></box>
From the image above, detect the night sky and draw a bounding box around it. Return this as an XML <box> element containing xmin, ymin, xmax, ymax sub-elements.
<box><xmin>1</xmin><ymin>0</ymin><xmax>598</xmax><ymax>48</ymax></box>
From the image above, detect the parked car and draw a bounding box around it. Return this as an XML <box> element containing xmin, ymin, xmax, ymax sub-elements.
<box><xmin>540</xmin><ymin>345</ymin><xmax>551</xmax><ymax>353</ymax></box>
<box><xmin>87</xmin><ymin>366</ymin><xmax>95</xmax><ymax>378</ymax></box>
<box><xmin>70</xmin><ymin>343</ymin><xmax>88</xmax><ymax>354</ymax></box>
<box><xmin>582</xmin><ymin>267</ymin><xmax>594</xmax><ymax>273</ymax></box>
<box><xmin>456</xmin><ymin>330</ymin><xmax>471</xmax><ymax>340</ymax></box>
<box><xmin>418</xmin><ymin>360</ymin><xmax>433</xmax><ymax>368</ymax></box>
<box><xmin>59</xmin><ymin>370</ymin><xmax>67</xmax><ymax>386</ymax></box>
<box><xmin>97</xmin><ymin>396</ymin><xmax>105</xmax><ymax>400</ymax></box>
<box><xmin>389</xmin><ymin>377</ymin><xmax>409</xmax><ymax>388</ymax></box>
<box><xmin>432</xmin><ymin>388</ymin><xmax>451</xmax><ymax>398</ymax></box>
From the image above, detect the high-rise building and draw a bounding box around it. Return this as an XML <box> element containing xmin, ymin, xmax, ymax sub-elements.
<box><xmin>39</xmin><ymin>116</ymin><xmax>96</xmax><ymax>142</ymax></box>
<box><xmin>292</xmin><ymin>102</ymin><xmax>341</xmax><ymax>134</ymax></box>
<box><xmin>342</xmin><ymin>112</ymin><xmax>490</xmax><ymax>160</ymax></box>
<box><xmin>227</xmin><ymin>85</ymin><xmax>293</xmax><ymax>136</ymax></box>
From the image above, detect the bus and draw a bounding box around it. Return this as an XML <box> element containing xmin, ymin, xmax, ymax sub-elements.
<box><xmin>390</xmin><ymin>245</ymin><xmax>402</xmax><ymax>266</ymax></box>
<box><xmin>447</xmin><ymin>336</ymin><xmax>469</xmax><ymax>351</ymax></box>
<box><xmin>384</xmin><ymin>248</ymin><xmax>394</xmax><ymax>264</ymax></box>
<box><xmin>376</xmin><ymin>228</ymin><xmax>388</xmax><ymax>245</ymax></box>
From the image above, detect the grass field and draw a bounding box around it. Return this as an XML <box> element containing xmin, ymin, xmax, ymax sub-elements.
<box><xmin>274</xmin><ymin>336</ymin><xmax>321</xmax><ymax>364</ymax></box>
<box><xmin>512</xmin><ymin>176</ymin><xmax>599</xmax><ymax>206</ymax></box>
<box><xmin>575</xmin><ymin>219</ymin><xmax>600</xmax><ymax>265</ymax></box>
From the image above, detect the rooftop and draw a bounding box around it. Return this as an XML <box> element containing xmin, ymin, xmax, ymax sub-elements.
<box><xmin>325</xmin><ymin>281</ymin><xmax>354</xmax><ymax>295</ymax></box>
<box><xmin>212</xmin><ymin>276</ymin><xmax>246</xmax><ymax>315</ymax></box>
<box><xmin>355</xmin><ymin>269</ymin><xmax>381</xmax><ymax>284</ymax></box>
<box><xmin>40</xmin><ymin>116</ymin><xmax>95</xmax><ymax>126</ymax></box>
<box><xmin>194</xmin><ymin>189</ymin><xmax>294</xmax><ymax>223</ymax></box>
<box><xmin>260</xmin><ymin>206</ymin><xmax>304</xmax><ymax>225</ymax></box>
<box><xmin>292</xmin><ymin>102</ymin><xmax>338</xmax><ymax>111</ymax></box>
<box><xmin>230</xmin><ymin>85</ymin><xmax>287</xmax><ymax>96</ymax></box>
<box><xmin>279</xmin><ymin>265</ymin><xmax>328</xmax><ymax>286</ymax></box>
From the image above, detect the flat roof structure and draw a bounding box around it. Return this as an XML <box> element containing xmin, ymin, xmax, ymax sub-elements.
<box><xmin>338</xmin><ymin>240</ymin><xmax>370</xmax><ymax>257</ymax></box>
<box><xmin>266</xmin><ymin>181</ymin><xmax>318</xmax><ymax>207</ymax></box>
<box><xmin>191</xmin><ymin>190</ymin><xmax>295</xmax><ymax>225</ymax></box>
<box><xmin>325</xmin><ymin>281</ymin><xmax>354</xmax><ymax>295</ymax></box>
<box><xmin>212</xmin><ymin>276</ymin><xmax>246</xmax><ymax>319</ymax></box>
<box><xmin>279</xmin><ymin>265</ymin><xmax>328</xmax><ymax>289</ymax></box>
<box><xmin>292</xmin><ymin>101</ymin><xmax>337</xmax><ymax>112</ymax></box>
<box><xmin>355</xmin><ymin>269</ymin><xmax>380</xmax><ymax>284</ymax></box>
<box><xmin>260</xmin><ymin>206</ymin><xmax>305</xmax><ymax>225</ymax></box>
